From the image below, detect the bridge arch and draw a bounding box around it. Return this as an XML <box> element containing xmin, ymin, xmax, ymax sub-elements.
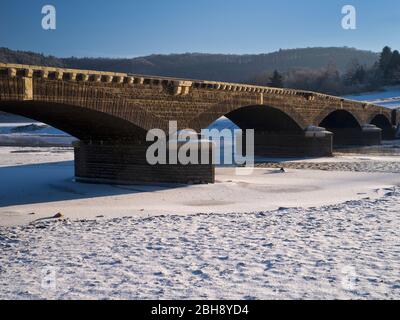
<box><xmin>225</xmin><ymin>105</ymin><xmax>304</xmax><ymax>133</ymax></box>
<box><xmin>316</xmin><ymin>108</ymin><xmax>363</xmax><ymax>129</ymax></box>
<box><xmin>369</xmin><ymin>113</ymin><xmax>394</xmax><ymax>140</ymax></box>
<box><xmin>0</xmin><ymin>101</ymin><xmax>148</xmax><ymax>142</ymax></box>
<box><xmin>318</xmin><ymin>109</ymin><xmax>362</xmax><ymax>129</ymax></box>
<box><xmin>317</xmin><ymin>109</ymin><xmax>378</xmax><ymax>146</ymax></box>
<box><xmin>368</xmin><ymin>113</ymin><xmax>391</xmax><ymax>127</ymax></box>
<box><xmin>191</xmin><ymin>103</ymin><xmax>308</xmax><ymax>132</ymax></box>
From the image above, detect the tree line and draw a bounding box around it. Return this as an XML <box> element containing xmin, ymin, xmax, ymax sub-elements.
<box><xmin>250</xmin><ymin>46</ymin><xmax>400</xmax><ymax>95</ymax></box>
<box><xmin>0</xmin><ymin>46</ymin><xmax>378</xmax><ymax>84</ymax></box>
<box><xmin>1</xmin><ymin>46</ymin><xmax>397</xmax><ymax>95</ymax></box>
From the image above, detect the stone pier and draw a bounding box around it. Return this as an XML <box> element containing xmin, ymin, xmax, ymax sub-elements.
<box><xmin>74</xmin><ymin>141</ymin><xmax>215</xmax><ymax>185</ymax></box>
<box><xmin>328</xmin><ymin>125</ymin><xmax>382</xmax><ymax>146</ymax></box>
<box><xmin>381</xmin><ymin>126</ymin><xmax>398</xmax><ymax>140</ymax></box>
<box><xmin>250</xmin><ymin>126</ymin><xmax>333</xmax><ymax>158</ymax></box>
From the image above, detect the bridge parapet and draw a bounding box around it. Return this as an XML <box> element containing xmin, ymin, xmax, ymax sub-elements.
<box><xmin>0</xmin><ymin>62</ymin><xmax>383</xmax><ymax>107</ymax></box>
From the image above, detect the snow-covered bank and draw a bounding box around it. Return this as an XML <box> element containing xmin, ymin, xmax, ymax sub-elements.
<box><xmin>1</xmin><ymin>189</ymin><xmax>399</xmax><ymax>300</ymax></box>
<box><xmin>0</xmin><ymin>135</ymin><xmax>74</xmax><ymax>147</ymax></box>
<box><xmin>0</xmin><ymin>147</ymin><xmax>400</xmax><ymax>227</ymax></box>
<box><xmin>0</xmin><ymin>122</ymin><xmax>75</xmax><ymax>147</ymax></box>
<box><xmin>0</xmin><ymin>123</ymin><xmax>65</xmax><ymax>135</ymax></box>
<box><xmin>345</xmin><ymin>86</ymin><xmax>400</xmax><ymax>109</ymax></box>
<box><xmin>0</xmin><ymin>147</ymin><xmax>73</xmax><ymax>167</ymax></box>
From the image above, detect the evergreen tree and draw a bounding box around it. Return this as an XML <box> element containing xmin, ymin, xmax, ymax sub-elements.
<box><xmin>268</xmin><ymin>70</ymin><xmax>284</xmax><ymax>88</ymax></box>
<box><xmin>388</xmin><ymin>50</ymin><xmax>400</xmax><ymax>83</ymax></box>
<box><xmin>379</xmin><ymin>46</ymin><xmax>393</xmax><ymax>82</ymax></box>
<box><xmin>345</xmin><ymin>62</ymin><xmax>367</xmax><ymax>86</ymax></box>
<box><xmin>356</xmin><ymin>65</ymin><xmax>366</xmax><ymax>83</ymax></box>
<box><xmin>379</xmin><ymin>46</ymin><xmax>393</xmax><ymax>70</ymax></box>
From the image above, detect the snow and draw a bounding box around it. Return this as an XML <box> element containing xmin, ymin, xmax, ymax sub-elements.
<box><xmin>0</xmin><ymin>147</ymin><xmax>399</xmax><ymax>227</ymax></box>
<box><xmin>345</xmin><ymin>86</ymin><xmax>400</xmax><ymax>109</ymax></box>
<box><xmin>0</xmin><ymin>122</ymin><xmax>75</xmax><ymax>147</ymax></box>
<box><xmin>0</xmin><ymin>123</ymin><xmax>65</xmax><ymax>135</ymax></box>
<box><xmin>1</xmin><ymin>188</ymin><xmax>399</xmax><ymax>300</ymax></box>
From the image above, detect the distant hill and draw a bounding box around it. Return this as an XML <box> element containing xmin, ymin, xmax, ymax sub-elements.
<box><xmin>0</xmin><ymin>47</ymin><xmax>379</xmax><ymax>83</ymax></box>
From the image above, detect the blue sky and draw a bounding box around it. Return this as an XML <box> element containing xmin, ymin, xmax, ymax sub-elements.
<box><xmin>1</xmin><ymin>0</ymin><xmax>399</xmax><ymax>58</ymax></box>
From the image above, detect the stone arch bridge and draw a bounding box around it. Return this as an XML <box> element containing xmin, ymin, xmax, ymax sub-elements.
<box><xmin>0</xmin><ymin>63</ymin><xmax>398</xmax><ymax>184</ymax></box>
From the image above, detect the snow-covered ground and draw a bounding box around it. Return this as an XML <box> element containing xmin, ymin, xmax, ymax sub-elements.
<box><xmin>0</xmin><ymin>146</ymin><xmax>399</xmax><ymax>299</ymax></box>
<box><xmin>346</xmin><ymin>86</ymin><xmax>400</xmax><ymax>109</ymax></box>
<box><xmin>0</xmin><ymin>123</ymin><xmax>63</xmax><ymax>135</ymax></box>
<box><xmin>0</xmin><ymin>123</ymin><xmax>75</xmax><ymax>147</ymax></box>
<box><xmin>0</xmin><ymin>184</ymin><xmax>399</xmax><ymax>300</ymax></box>
<box><xmin>0</xmin><ymin>147</ymin><xmax>399</xmax><ymax>227</ymax></box>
